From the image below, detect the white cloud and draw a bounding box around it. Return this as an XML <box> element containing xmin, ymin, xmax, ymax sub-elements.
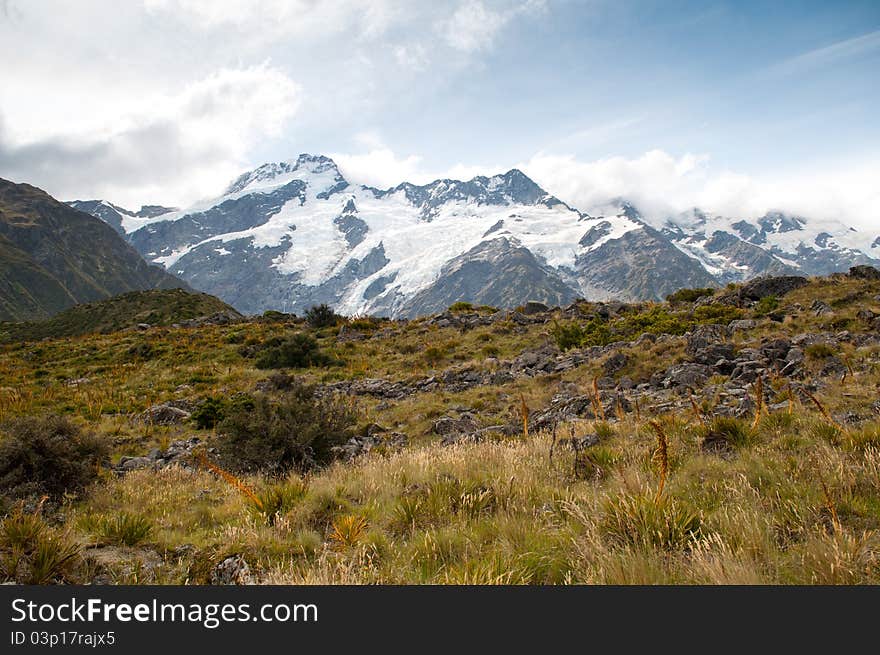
<box><xmin>441</xmin><ymin>1</ymin><xmax>509</xmax><ymax>53</ymax></box>
<box><xmin>142</xmin><ymin>0</ymin><xmax>399</xmax><ymax>43</ymax></box>
<box><xmin>518</xmin><ymin>150</ymin><xmax>880</xmax><ymax>232</ymax></box>
<box><xmin>0</xmin><ymin>64</ymin><xmax>301</xmax><ymax>207</ymax></box>
<box><xmin>439</xmin><ymin>0</ymin><xmax>546</xmax><ymax>53</ymax></box>
<box><xmin>330</xmin><ymin>141</ymin><xmax>880</xmax><ymax>233</ymax></box>
<box><xmin>393</xmin><ymin>43</ymin><xmax>430</xmax><ymax>71</ymax></box>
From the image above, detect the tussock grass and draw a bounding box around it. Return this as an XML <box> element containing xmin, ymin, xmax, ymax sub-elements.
<box><xmin>4</xmin><ymin>274</ymin><xmax>880</xmax><ymax>584</ymax></box>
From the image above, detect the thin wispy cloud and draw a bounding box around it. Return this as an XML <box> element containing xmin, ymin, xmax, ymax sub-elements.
<box><xmin>765</xmin><ymin>28</ymin><xmax>880</xmax><ymax>77</ymax></box>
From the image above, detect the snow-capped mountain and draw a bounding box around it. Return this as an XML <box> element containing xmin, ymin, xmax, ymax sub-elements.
<box><xmin>646</xmin><ymin>207</ymin><xmax>880</xmax><ymax>283</ymax></box>
<box><xmin>70</xmin><ymin>154</ymin><xmax>879</xmax><ymax>317</ymax></box>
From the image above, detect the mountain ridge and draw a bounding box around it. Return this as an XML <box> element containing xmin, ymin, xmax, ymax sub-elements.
<box><xmin>0</xmin><ymin>178</ymin><xmax>187</xmax><ymax>322</ymax></box>
<box><xmin>70</xmin><ymin>154</ymin><xmax>880</xmax><ymax>317</ymax></box>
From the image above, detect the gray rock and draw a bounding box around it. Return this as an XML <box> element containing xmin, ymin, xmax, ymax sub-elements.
<box><xmin>848</xmin><ymin>265</ymin><xmax>880</xmax><ymax>280</ymax></box>
<box><xmin>117</xmin><ymin>456</ymin><xmax>153</xmax><ymax>471</ymax></box>
<box><xmin>664</xmin><ymin>363</ymin><xmax>711</xmax><ymax>389</ymax></box>
<box><xmin>739</xmin><ymin>275</ymin><xmax>808</xmax><ymax>301</ymax></box>
<box><xmin>603</xmin><ymin>351</ymin><xmax>628</xmax><ymax>375</ymax></box>
<box><xmin>521</xmin><ymin>301</ymin><xmax>551</xmax><ymax>315</ymax></box>
<box><xmin>210</xmin><ymin>555</ymin><xmax>253</xmax><ymax>585</ymax></box>
<box><xmin>141</xmin><ymin>404</ymin><xmax>191</xmax><ymax>425</ymax></box>
<box><xmin>432</xmin><ymin>414</ymin><xmax>479</xmax><ymax>436</ymax></box>
<box><xmin>729</xmin><ymin>319</ymin><xmax>757</xmax><ymax>331</ymax></box>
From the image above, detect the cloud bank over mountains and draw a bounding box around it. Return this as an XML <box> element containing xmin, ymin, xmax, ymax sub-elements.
<box><xmin>0</xmin><ymin>1</ymin><xmax>877</xmax><ymax>229</ymax></box>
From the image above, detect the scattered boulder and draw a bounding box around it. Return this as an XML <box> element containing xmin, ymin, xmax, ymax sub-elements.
<box><xmin>739</xmin><ymin>276</ymin><xmax>808</xmax><ymax>302</ymax></box>
<box><xmin>848</xmin><ymin>265</ymin><xmax>880</xmax><ymax>280</ymax></box>
<box><xmin>332</xmin><ymin>431</ymin><xmax>408</xmax><ymax>461</ymax></box>
<box><xmin>603</xmin><ymin>351</ymin><xmax>628</xmax><ymax>375</ymax></box>
<box><xmin>432</xmin><ymin>413</ymin><xmax>479</xmax><ymax>437</ymax></box>
<box><xmin>728</xmin><ymin>319</ymin><xmax>757</xmax><ymax>332</ymax></box>
<box><xmin>117</xmin><ymin>456</ymin><xmax>154</xmax><ymax>472</ymax></box>
<box><xmin>664</xmin><ymin>363</ymin><xmax>711</xmax><ymax>389</ymax></box>
<box><xmin>140</xmin><ymin>403</ymin><xmax>191</xmax><ymax>425</ymax></box>
<box><xmin>521</xmin><ymin>301</ymin><xmax>550</xmax><ymax>315</ymax></box>
<box><xmin>210</xmin><ymin>555</ymin><xmax>253</xmax><ymax>585</ymax></box>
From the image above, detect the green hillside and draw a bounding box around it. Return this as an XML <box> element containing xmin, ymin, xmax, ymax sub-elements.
<box><xmin>0</xmin><ymin>288</ymin><xmax>240</xmax><ymax>342</ymax></box>
<box><xmin>0</xmin><ymin>178</ymin><xmax>186</xmax><ymax>321</ymax></box>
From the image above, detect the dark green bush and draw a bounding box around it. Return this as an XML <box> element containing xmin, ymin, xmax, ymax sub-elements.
<box><xmin>253</xmin><ymin>333</ymin><xmax>338</xmax><ymax>369</ymax></box>
<box><xmin>550</xmin><ymin>320</ymin><xmax>600</xmax><ymax>350</ymax></box>
<box><xmin>448</xmin><ymin>301</ymin><xmax>474</xmax><ymax>312</ymax></box>
<box><xmin>191</xmin><ymin>395</ymin><xmax>255</xmax><ymax>430</ymax></box>
<box><xmin>692</xmin><ymin>304</ymin><xmax>745</xmax><ymax>323</ymax></box>
<box><xmin>754</xmin><ymin>295</ymin><xmax>780</xmax><ymax>316</ymax></box>
<box><xmin>216</xmin><ymin>383</ymin><xmax>357</xmax><ymax>474</ymax></box>
<box><xmin>305</xmin><ymin>304</ymin><xmax>340</xmax><ymax>329</ymax></box>
<box><xmin>0</xmin><ymin>415</ymin><xmax>108</xmax><ymax>501</ymax></box>
<box><xmin>666</xmin><ymin>287</ymin><xmax>716</xmax><ymax>303</ymax></box>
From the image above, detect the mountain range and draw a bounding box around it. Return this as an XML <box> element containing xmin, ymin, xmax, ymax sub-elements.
<box><xmin>0</xmin><ymin>178</ymin><xmax>185</xmax><ymax>322</ymax></box>
<box><xmin>67</xmin><ymin>154</ymin><xmax>880</xmax><ymax>318</ymax></box>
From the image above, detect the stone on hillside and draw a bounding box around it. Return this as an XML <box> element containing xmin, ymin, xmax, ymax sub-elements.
<box><xmin>432</xmin><ymin>414</ymin><xmax>479</xmax><ymax>436</ymax></box>
<box><xmin>811</xmin><ymin>299</ymin><xmax>833</xmax><ymax>316</ymax></box>
<box><xmin>210</xmin><ymin>555</ymin><xmax>253</xmax><ymax>585</ymax></box>
<box><xmin>739</xmin><ymin>275</ymin><xmax>808</xmax><ymax>301</ymax></box>
<box><xmin>664</xmin><ymin>363</ymin><xmax>711</xmax><ymax>389</ymax></box>
<box><xmin>521</xmin><ymin>301</ymin><xmax>550</xmax><ymax>315</ymax></box>
<box><xmin>728</xmin><ymin>319</ymin><xmax>757</xmax><ymax>332</ymax></box>
<box><xmin>141</xmin><ymin>404</ymin><xmax>191</xmax><ymax>425</ymax></box>
<box><xmin>117</xmin><ymin>456</ymin><xmax>153</xmax><ymax>471</ymax></box>
<box><xmin>848</xmin><ymin>265</ymin><xmax>880</xmax><ymax>280</ymax></box>
<box><xmin>603</xmin><ymin>351</ymin><xmax>628</xmax><ymax>375</ymax></box>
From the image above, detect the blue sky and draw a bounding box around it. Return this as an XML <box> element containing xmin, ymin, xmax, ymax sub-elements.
<box><xmin>1</xmin><ymin>0</ymin><xmax>878</xmax><ymax>226</ymax></box>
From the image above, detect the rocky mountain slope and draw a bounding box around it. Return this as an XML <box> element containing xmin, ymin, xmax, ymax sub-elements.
<box><xmin>0</xmin><ymin>178</ymin><xmax>186</xmax><ymax>322</ymax></box>
<box><xmin>72</xmin><ymin>155</ymin><xmax>879</xmax><ymax>318</ymax></box>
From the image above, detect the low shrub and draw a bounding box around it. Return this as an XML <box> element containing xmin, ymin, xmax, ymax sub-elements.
<box><xmin>249</xmin><ymin>479</ymin><xmax>309</xmax><ymax>525</ymax></box>
<box><xmin>754</xmin><ymin>295</ymin><xmax>780</xmax><ymax>316</ymax></box>
<box><xmin>215</xmin><ymin>382</ymin><xmax>357</xmax><ymax>475</ymax></box>
<box><xmin>253</xmin><ymin>333</ymin><xmax>339</xmax><ymax>369</ymax></box>
<box><xmin>700</xmin><ymin>416</ymin><xmax>755</xmax><ymax>451</ymax></box>
<box><xmin>0</xmin><ymin>415</ymin><xmax>108</xmax><ymax>501</ymax></box>
<box><xmin>305</xmin><ymin>304</ymin><xmax>341</xmax><ymax>329</ymax></box>
<box><xmin>191</xmin><ymin>394</ymin><xmax>255</xmax><ymax>430</ymax></box>
<box><xmin>806</xmin><ymin>343</ymin><xmax>835</xmax><ymax>359</ymax></box>
<box><xmin>666</xmin><ymin>287</ymin><xmax>716</xmax><ymax>303</ymax></box>
<box><xmin>551</xmin><ymin>320</ymin><xmax>597</xmax><ymax>351</ymax></box>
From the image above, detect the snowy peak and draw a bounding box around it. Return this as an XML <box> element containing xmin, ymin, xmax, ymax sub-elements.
<box><xmin>374</xmin><ymin>168</ymin><xmax>562</xmax><ymax>222</ymax></box>
<box><xmin>72</xmin><ymin>152</ymin><xmax>880</xmax><ymax>318</ymax></box>
<box><xmin>632</xmin><ymin>202</ymin><xmax>880</xmax><ymax>282</ymax></box>
<box><xmin>224</xmin><ymin>154</ymin><xmax>347</xmax><ymax>197</ymax></box>
<box><xmin>67</xmin><ymin>199</ymin><xmax>177</xmax><ymax>235</ymax></box>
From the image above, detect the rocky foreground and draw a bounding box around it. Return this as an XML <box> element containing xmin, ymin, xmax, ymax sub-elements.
<box><xmin>2</xmin><ymin>268</ymin><xmax>880</xmax><ymax>584</ymax></box>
